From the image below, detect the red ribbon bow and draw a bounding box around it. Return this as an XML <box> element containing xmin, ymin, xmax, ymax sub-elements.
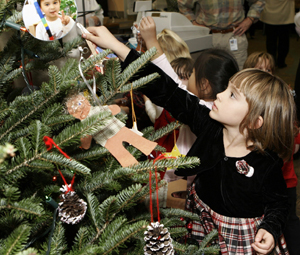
<box><xmin>43</xmin><ymin>136</ymin><xmax>70</xmax><ymax>159</ymax></box>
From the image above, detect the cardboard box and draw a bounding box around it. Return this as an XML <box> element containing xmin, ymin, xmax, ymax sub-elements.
<box><xmin>108</xmin><ymin>0</ymin><xmax>125</xmax><ymax>12</ymax></box>
<box><xmin>166</xmin><ymin>179</ymin><xmax>187</xmax><ymax>210</ymax></box>
<box><xmin>108</xmin><ymin>0</ymin><xmax>137</xmax><ymax>17</ymax></box>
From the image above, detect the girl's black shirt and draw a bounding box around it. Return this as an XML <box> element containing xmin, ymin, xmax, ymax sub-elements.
<box><xmin>122</xmin><ymin>49</ymin><xmax>289</xmax><ymax>242</ymax></box>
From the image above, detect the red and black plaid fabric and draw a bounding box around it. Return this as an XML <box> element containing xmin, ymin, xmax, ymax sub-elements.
<box><xmin>186</xmin><ymin>183</ymin><xmax>289</xmax><ymax>255</ymax></box>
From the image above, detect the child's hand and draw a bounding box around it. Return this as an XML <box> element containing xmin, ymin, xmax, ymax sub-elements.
<box><xmin>56</xmin><ymin>10</ymin><xmax>70</xmax><ymax>26</ymax></box>
<box><xmin>82</xmin><ymin>26</ymin><xmax>130</xmax><ymax>61</ymax></box>
<box><xmin>139</xmin><ymin>17</ymin><xmax>157</xmax><ymax>48</ymax></box>
<box><xmin>143</xmin><ymin>94</ymin><xmax>150</xmax><ymax>102</ymax></box>
<box><xmin>139</xmin><ymin>16</ymin><xmax>163</xmax><ymax>58</ymax></box>
<box><xmin>251</xmin><ymin>229</ymin><xmax>275</xmax><ymax>254</ymax></box>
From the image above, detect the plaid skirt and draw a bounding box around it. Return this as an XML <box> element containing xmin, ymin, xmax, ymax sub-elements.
<box><xmin>186</xmin><ymin>183</ymin><xmax>289</xmax><ymax>255</ymax></box>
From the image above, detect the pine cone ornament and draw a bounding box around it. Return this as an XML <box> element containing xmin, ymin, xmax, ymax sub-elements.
<box><xmin>58</xmin><ymin>185</ymin><xmax>87</xmax><ymax>224</ymax></box>
<box><xmin>144</xmin><ymin>222</ymin><xmax>174</xmax><ymax>255</ymax></box>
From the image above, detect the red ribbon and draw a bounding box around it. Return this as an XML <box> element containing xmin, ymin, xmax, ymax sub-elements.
<box><xmin>43</xmin><ymin>136</ymin><xmax>70</xmax><ymax>159</ymax></box>
<box><xmin>149</xmin><ymin>154</ymin><xmax>176</xmax><ymax>223</ymax></box>
<box><xmin>57</xmin><ymin>169</ymin><xmax>75</xmax><ymax>194</ymax></box>
<box><xmin>27</xmin><ymin>71</ymin><xmax>33</xmax><ymax>86</ymax></box>
<box><xmin>43</xmin><ymin>136</ymin><xmax>76</xmax><ymax>194</ymax></box>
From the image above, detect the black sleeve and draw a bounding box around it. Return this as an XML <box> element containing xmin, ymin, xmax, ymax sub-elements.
<box><xmin>122</xmin><ymin>49</ymin><xmax>213</xmax><ymax>136</ymax></box>
<box><xmin>258</xmin><ymin>159</ymin><xmax>289</xmax><ymax>243</ymax></box>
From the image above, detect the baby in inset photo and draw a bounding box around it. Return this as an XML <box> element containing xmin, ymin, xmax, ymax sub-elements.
<box><xmin>22</xmin><ymin>0</ymin><xmax>76</xmax><ymax>41</ymax></box>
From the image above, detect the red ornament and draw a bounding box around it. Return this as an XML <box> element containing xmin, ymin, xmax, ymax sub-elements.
<box><xmin>52</xmin><ymin>176</ymin><xmax>57</xmax><ymax>181</ymax></box>
<box><xmin>187</xmin><ymin>223</ymin><xmax>193</xmax><ymax>229</ymax></box>
<box><xmin>180</xmin><ymin>217</ymin><xmax>184</xmax><ymax>221</ymax></box>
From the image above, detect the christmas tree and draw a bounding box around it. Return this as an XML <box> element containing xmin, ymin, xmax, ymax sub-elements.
<box><xmin>0</xmin><ymin>1</ymin><xmax>220</xmax><ymax>254</ymax></box>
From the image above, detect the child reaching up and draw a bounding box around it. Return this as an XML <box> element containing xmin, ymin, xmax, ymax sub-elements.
<box><xmin>141</xmin><ymin>29</ymin><xmax>193</xmax><ymax>154</ymax></box>
<box><xmin>35</xmin><ymin>0</ymin><xmax>75</xmax><ymax>40</ymax></box>
<box><xmin>82</xmin><ymin>23</ymin><xmax>296</xmax><ymax>254</ymax></box>
<box><xmin>138</xmin><ymin>17</ymin><xmax>239</xmax><ymax>187</ymax></box>
<box><xmin>143</xmin><ymin>57</ymin><xmax>194</xmax><ymax>154</ymax></box>
<box><xmin>243</xmin><ymin>51</ymin><xmax>275</xmax><ymax>74</ymax></box>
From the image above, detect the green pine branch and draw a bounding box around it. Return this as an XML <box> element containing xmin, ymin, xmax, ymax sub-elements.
<box><xmin>97</xmin><ymin>47</ymin><xmax>159</xmax><ymax>105</ymax></box>
<box><xmin>119</xmin><ymin>73</ymin><xmax>160</xmax><ymax>94</ymax></box>
<box><xmin>149</xmin><ymin>121</ymin><xmax>182</xmax><ymax>142</ymax></box>
<box><xmin>0</xmin><ymin>185</ymin><xmax>44</xmax><ymax>219</ymax></box>
<box><xmin>40</xmin><ymin>153</ymin><xmax>90</xmax><ymax>175</ymax></box>
<box><xmin>160</xmin><ymin>208</ymin><xmax>201</xmax><ymax>222</ymax></box>
<box><xmin>79</xmin><ymin>170</ymin><xmax>123</xmax><ymax>193</ymax></box>
<box><xmin>98</xmin><ymin>220</ymin><xmax>148</xmax><ymax>255</ymax></box>
<box><xmin>0</xmin><ymin>224</ymin><xmax>31</xmax><ymax>255</ymax></box>
<box><xmin>72</xmin><ymin>145</ymin><xmax>109</xmax><ymax>161</ymax></box>
<box><xmin>119</xmin><ymin>47</ymin><xmax>157</xmax><ymax>89</ymax></box>
<box><xmin>15</xmin><ymin>247</ymin><xmax>39</xmax><ymax>255</ymax></box>
<box><xmin>68</xmin><ymin>226</ymin><xmax>93</xmax><ymax>253</ymax></box>
<box><xmin>131</xmin><ymin>156</ymin><xmax>200</xmax><ymax>173</ymax></box>
<box><xmin>40</xmin><ymin>221</ymin><xmax>67</xmax><ymax>255</ymax></box>
<box><xmin>0</xmin><ymin>90</ymin><xmax>60</xmax><ymax>143</ymax></box>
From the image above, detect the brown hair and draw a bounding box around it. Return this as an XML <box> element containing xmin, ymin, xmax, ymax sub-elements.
<box><xmin>157</xmin><ymin>29</ymin><xmax>191</xmax><ymax>62</ymax></box>
<box><xmin>38</xmin><ymin>0</ymin><xmax>61</xmax><ymax>7</ymax></box>
<box><xmin>193</xmin><ymin>48</ymin><xmax>239</xmax><ymax>100</ymax></box>
<box><xmin>230</xmin><ymin>68</ymin><xmax>296</xmax><ymax>160</ymax></box>
<box><xmin>243</xmin><ymin>51</ymin><xmax>275</xmax><ymax>74</ymax></box>
<box><xmin>170</xmin><ymin>57</ymin><xmax>194</xmax><ymax>80</ymax></box>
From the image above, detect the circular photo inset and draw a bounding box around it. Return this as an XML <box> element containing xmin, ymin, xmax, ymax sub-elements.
<box><xmin>22</xmin><ymin>0</ymin><xmax>77</xmax><ymax>41</ymax></box>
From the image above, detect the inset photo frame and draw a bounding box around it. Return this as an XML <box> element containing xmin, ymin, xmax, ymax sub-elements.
<box><xmin>22</xmin><ymin>0</ymin><xmax>77</xmax><ymax>41</ymax></box>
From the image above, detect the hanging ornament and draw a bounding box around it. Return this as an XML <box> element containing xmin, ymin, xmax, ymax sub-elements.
<box><xmin>162</xmin><ymin>144</ymin><xmax>184</xmax><ymax>170</ymax></box>
<box><xmin>187</xmin><ymin>222</ymin><xmax>193</xmax><ymax>230</ymax></box>
<box><xmin>42</xmin><ymin>138</ymin><xmax>87</xmax><ymax>224</ymax></box>
<box><xmin>130</xmin><ymin>84</ymin><xmax>143</xmax><ymax>136</ymax></box>
<box><xmin>52</xmin><ymin>176</ymin><xmax>57</xmax><ymax>181</ymax></box>
<box><xmin>162</xmin><ymin>122</ymin><xmax>184</xmax><ymax>170</ymax></box>
<box><xmin>58</xmin><ymin>184</ymin><xmax>87</xmax><ymax>224</ymax></box>
<box><xmin>144</xmin><ymin>221</ymin><xmax>174</xmax><ymax>255</ymax></box>
<box><xmin>56</xmin><ymin>169</ymin><xmax>87</xmax><ymax>224</ymax></box>
<box><xmin>144</xmin><ymin>155</ymin><xmax>175</xmax><ymax>255</ymax></box>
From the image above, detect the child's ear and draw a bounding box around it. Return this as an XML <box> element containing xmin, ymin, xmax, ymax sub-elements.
<box><xmin>201</xmin><ymin>78</ymin><xmax>210</xmax><ymax>90</ymax></box>
<box><xmin>253</xmin><ymin>116</ymin><xmax>263</xmax><ymax>129</ymax></box>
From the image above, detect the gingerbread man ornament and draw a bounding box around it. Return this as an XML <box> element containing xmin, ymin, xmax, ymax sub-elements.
<box><xmin>66</xmin><ymin>94</ymin><xmax>157</xmax><ymax>167</ymax></box>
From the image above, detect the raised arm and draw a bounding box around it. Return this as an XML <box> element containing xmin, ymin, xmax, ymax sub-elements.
<box><xmin>122</xmin><ymin>49</ymin><xmax>214</xmax><ymax>136</ymax></box>
<box><xmin>82</xmin><ymin>26</ymin><xmax>130</xmax><ymax>62</ymax></box>
<box><xmin>139</xmin><ymin>17</ymin><xmax>187</xmax><ymax>89</ymax></box>
<box><xmin>82</xmin><ymin>25</ymin><xmax>214</xmax><ymax>134</ymax></box>
<box><xmin>139</xmin><ymin>16</ymin><xmax>164</xmax><ymax>60</ymax></box>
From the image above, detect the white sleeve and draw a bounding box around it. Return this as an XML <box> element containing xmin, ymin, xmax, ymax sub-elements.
<box><xmin>62</xmin><ymin>18</ymin><xmax>75</xmax><ymax>35</ymax></box>
<box><xmin>35</xmin><ymin>22</ymin><xmax>47</xmax><ymax>40</ymax></box>
<box><xmin>151</xmin><ymin>54</ymin><xmax>201</xmax><ymax>96</ymax></box>
<box><xmin>144</xmin><ymin>100</ymin><xmax>163</xmax><ymax>123</ymax></box>
<box><xmin>151</xmin><ymin>54</ymin><xmax>183</xmax><ymax>86</ymax></box>
<box><xmin>144</xmin><ymin>100</ymin><xmax>157</xmax><ymax>123</ymax></box>
<box><xmin>199</xmin><ymin>100</ymin><xmax>214</xmax><ymax>110</ymax></box>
